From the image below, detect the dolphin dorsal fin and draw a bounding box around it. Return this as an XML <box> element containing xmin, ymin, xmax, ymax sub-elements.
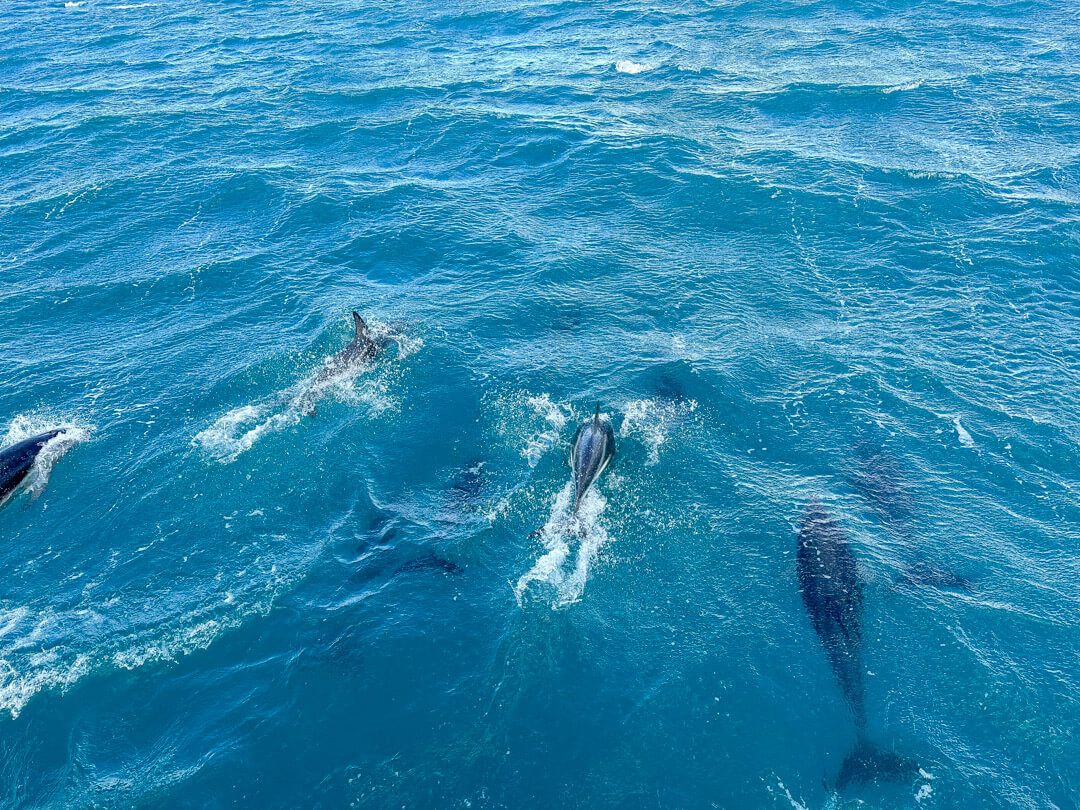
<box><xmin>593</xmin><ymin>402</ymin><xmax>600</xmax><ymax>427</ymax></box>
<box><xmin>352</xmin><ymin>311</ymin><xmax>370</xmax><ymax>341</ymax></box>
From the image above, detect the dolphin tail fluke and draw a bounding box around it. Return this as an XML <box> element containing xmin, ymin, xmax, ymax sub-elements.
<box><xmin>837</xmin><ymin>740</ymin><xmax>917</xmax><ymax>789</ymax></box>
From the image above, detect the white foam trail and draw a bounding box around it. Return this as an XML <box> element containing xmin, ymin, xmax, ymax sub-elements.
<box><xmin>0</xmin><ymin>546</ymin><xmax>301</xmax><ymax>718</ymax></box>
<box><xmin>883</xmin><ymin>80</ymin><xmax>921</xmax><ymax>93</ymax></box>
<box><xmin>514</xmin><ymin>483</ymin><xmax>610</xmax><ymax>608</ymax></box>
<box><xmin>0</xmin><ymin>601</ymin><xmax>263</xmax><ymax>719</ymax></box>
<box><xmin>771</xmin><ymin>777</ymin><xmax>810</xmax><ymax>810</ymax></box>
<box><xmin>522</xmin><ymin>394</ymin><xmax>571</xmax><ymax>468</ymax></box>
<box><xmin>194</xmin><ymin>402</ymin><xmax>303</xmax><ymax>463</ymax></box>
<box><xmin>615</xmin><ymin>60</ymin><xmax>653</xmax><ymax>74</ymax></box>
<box><xmin>953</xmin><ymin>415</ymin><xmax>975</xmax><ymax>447</ymax></box>
<box><xmin>618</xmin><ymin>398</ymin><xmax>696</xmax><ymax>466</ymax></box>
<box><xmin>2</xmin><ymin>417</ymin><xmax>91</xmax><ymax>500</ymax></box>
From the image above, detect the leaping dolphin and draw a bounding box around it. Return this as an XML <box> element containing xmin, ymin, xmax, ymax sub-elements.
<box><xmin>299</xmin><ymin>311</ymin><xmax>384</xmax><ymax>416</ymax></box>
<box><xmin>0</xmin><ymin>430</ymin><xmax>65</xmax><ymax>509</ymax></box>
<box><xmin>797</xmin><ymin>498</ymin><xmax>915</xmax><ymax>789</ymax></box>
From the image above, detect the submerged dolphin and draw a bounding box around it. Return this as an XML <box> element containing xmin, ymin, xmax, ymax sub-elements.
<box><xmin>852</xmin><ymin>447</ymin><xmax>915</xmax><ymax>529</ymax></box>
<box><xmin>797</xmin><ymin>499</ymin><xmax>915</xmax><ymax>789</ymax></box>
<box><xmin>570</xmin><ymin>404</ymin><xmax>615</xmax><ymax>514</ymax></box>
<box><xmin>299</xmin><ymin>311</ymin><xmax>383</xmax><ymax>416</ymax></box>
<box><xmin>853</xmin><ymin>446</ymin><xmax>972</xmax><ymax>591</ymax></box>
<box><xmin>0</xmin><ymin>430</ymin><xmax>64</xmax><ymax>508</ymax></box>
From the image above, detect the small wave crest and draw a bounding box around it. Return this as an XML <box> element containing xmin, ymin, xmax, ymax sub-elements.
<box><xmin>514</xmin><ymin>483</ymin><xmax>610</xmax><ymax>608</ymax></box>
<box><xmin>2</xmin><ymin>416</ymin><xmax>91</xmax><ymax>500</ymax></box>
<box><xmin>0</xmin><ymin>569</ymin><xmax>291</xmax><ymax>719</ymax></box>
<box><xmin>615</xmin><ymin>60</ymin><xmax>653</xmax><ymax>75</ymax></box>
<box><xmin>618</xmin><ymin>398</ymin><xmax>696</xmax><ymax>466</ymax></box>
<box><xmin>883</xmin><ymin>80</ymin><xmax>922</xmax><ymax>93</ymax></box>
<box><xmin>953</xmin><ymin>415</ymin><xmax>975</xmax><ymax>448</ymax></box>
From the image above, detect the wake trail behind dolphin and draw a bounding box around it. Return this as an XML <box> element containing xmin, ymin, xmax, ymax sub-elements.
<box><xmin>515</xmin><ymin>482</ymin><xmax>610</xmax><ymax>608</ymax></box>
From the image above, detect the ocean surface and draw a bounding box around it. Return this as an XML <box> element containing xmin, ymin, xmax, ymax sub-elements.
<box><xmin>2</xmin><ymin>0</ymin><xmax>1079</xmax><ymax>807</ymax></box>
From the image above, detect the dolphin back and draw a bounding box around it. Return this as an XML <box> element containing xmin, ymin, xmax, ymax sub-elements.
<box><xmin>570</xmin><ymin>414</ymin><xmax>615</xmax><ymax>511</ymax></box>
<box><xmin>797</xmin><ymin>500</ymin><xmax>866</xmax><ymax>725</ymax></box>
<box><xmin>0</xmin><ymin>430</ymin><xmax>63</xmax><ymax>503</ymax></box>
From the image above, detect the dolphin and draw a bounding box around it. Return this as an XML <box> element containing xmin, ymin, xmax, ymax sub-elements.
<box><xmin>0</xmin><ymin>430</ymin><xmax>64</xmax><ymax>509</ymax></box>
<box><xmin>569</xmin><ymin>403</ymin><xmax>615</xmax><ymax>514</ymax></box>
<box><xmin>395</xmin><ymin>552</ymin><xmax>464</xmax><ymax>576</ymax></box>
<box><xmin>853</xmin><ymin>446</ymin><xmax>972</xmax><ymax>591</ymax></box>
<box><xmin>852</xmin><ymin>446</ymin><xmax>915</xmax><ymax>529</ymax></box>
<box><xmin>797</xmin><ymin>499</ymin><xmax>915</xmax><ymax>789</ymax></box>
<box><xmin>526</xmin><ymin>404</ymin><xmax>615</xmax><ymax>540</ymax></box>
<box><xmin>299</xmin><ymin>311</ymin><xmax>383</xmax><ymax>416</ymax></box>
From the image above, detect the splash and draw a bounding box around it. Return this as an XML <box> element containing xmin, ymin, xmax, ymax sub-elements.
<box><xmin>514</xmin><ymin>482</ymin><xmax>610</xmax><ymax>608</ymax></box>
<box><xmin>194</xmin><ymin>401</ymin><xmax>303</xmax><ymax>463</ymax></box>
<box><xmin>618</xmin><ymin>398</ymin><xmax>696</xmax><ymax>466</ymax></box>
<box><xmin>522</xmin><ymin>394</ymin><xmax>572</xmax><ymax>468</ymax></box>
<box><xmin>953</xmin><ymin>415</ymin><xmax>975</xmax><ymax>448</ymax></box>
<box><xmin>1</xmin><ymin>416</ymin><xmax>91</xmax><ymax>500</ymax></box>
<box><xmin>615</xmin><ymin>60</ymin><xmax>653</xmax><ymax>74</ymax></box>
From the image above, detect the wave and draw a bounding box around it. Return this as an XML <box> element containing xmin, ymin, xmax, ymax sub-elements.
<box><xmin>514</xmin><ymin>482</ymin><xmax>610</xmax><ymax>608</ymax></box>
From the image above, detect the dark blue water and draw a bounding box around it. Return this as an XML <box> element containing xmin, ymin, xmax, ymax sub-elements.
<box><xmin>2</xmin><ymin>1</ymin><xmax>1079</xmax><ymax>807</ymax></box>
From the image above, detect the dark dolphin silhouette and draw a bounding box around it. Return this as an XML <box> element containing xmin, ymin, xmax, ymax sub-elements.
<box><xmin>0</xmin><ymin>430</ymin><xmax>64</xmax><ymax>508</ymax></box>
<box><xmin>569</xmin><ymin>403</ymin><xmax>615</xmax><ymax>515</ymax></box>
<box><xmin>797</xmin><ymin>499</ymin><xmax>916</xmax><ymax>789</ymax></box>
<box><xmin>300</xmin><ymin>312</ymin><xmax>384</xmax><ymax>416</ymax></box>
<box><xmin>853</xmin><ymin>446</ymin><xmax>972</xmax><ymax>591</ymax></box>
<box><xmin>394</xmin><ymin>552</ymin><xmax>464</xmax><ymax>576</ymax></box>
<box><xmin>853</xmin><ymin>447</ymin><xmax>915</xmax><ymax>529</ymax></box>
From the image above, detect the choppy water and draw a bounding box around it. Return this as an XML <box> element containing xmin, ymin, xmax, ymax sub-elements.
<box><xmin>2</xmin><ymin>0</ymin><xmax>1079</xmax><ymax>807</ymax></box>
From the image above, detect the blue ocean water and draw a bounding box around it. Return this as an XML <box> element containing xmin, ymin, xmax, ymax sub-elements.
<box><xmin>2</xmin><ymin>0</ymin><xmax>1079</xmax><ymax>806</ymax></box>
